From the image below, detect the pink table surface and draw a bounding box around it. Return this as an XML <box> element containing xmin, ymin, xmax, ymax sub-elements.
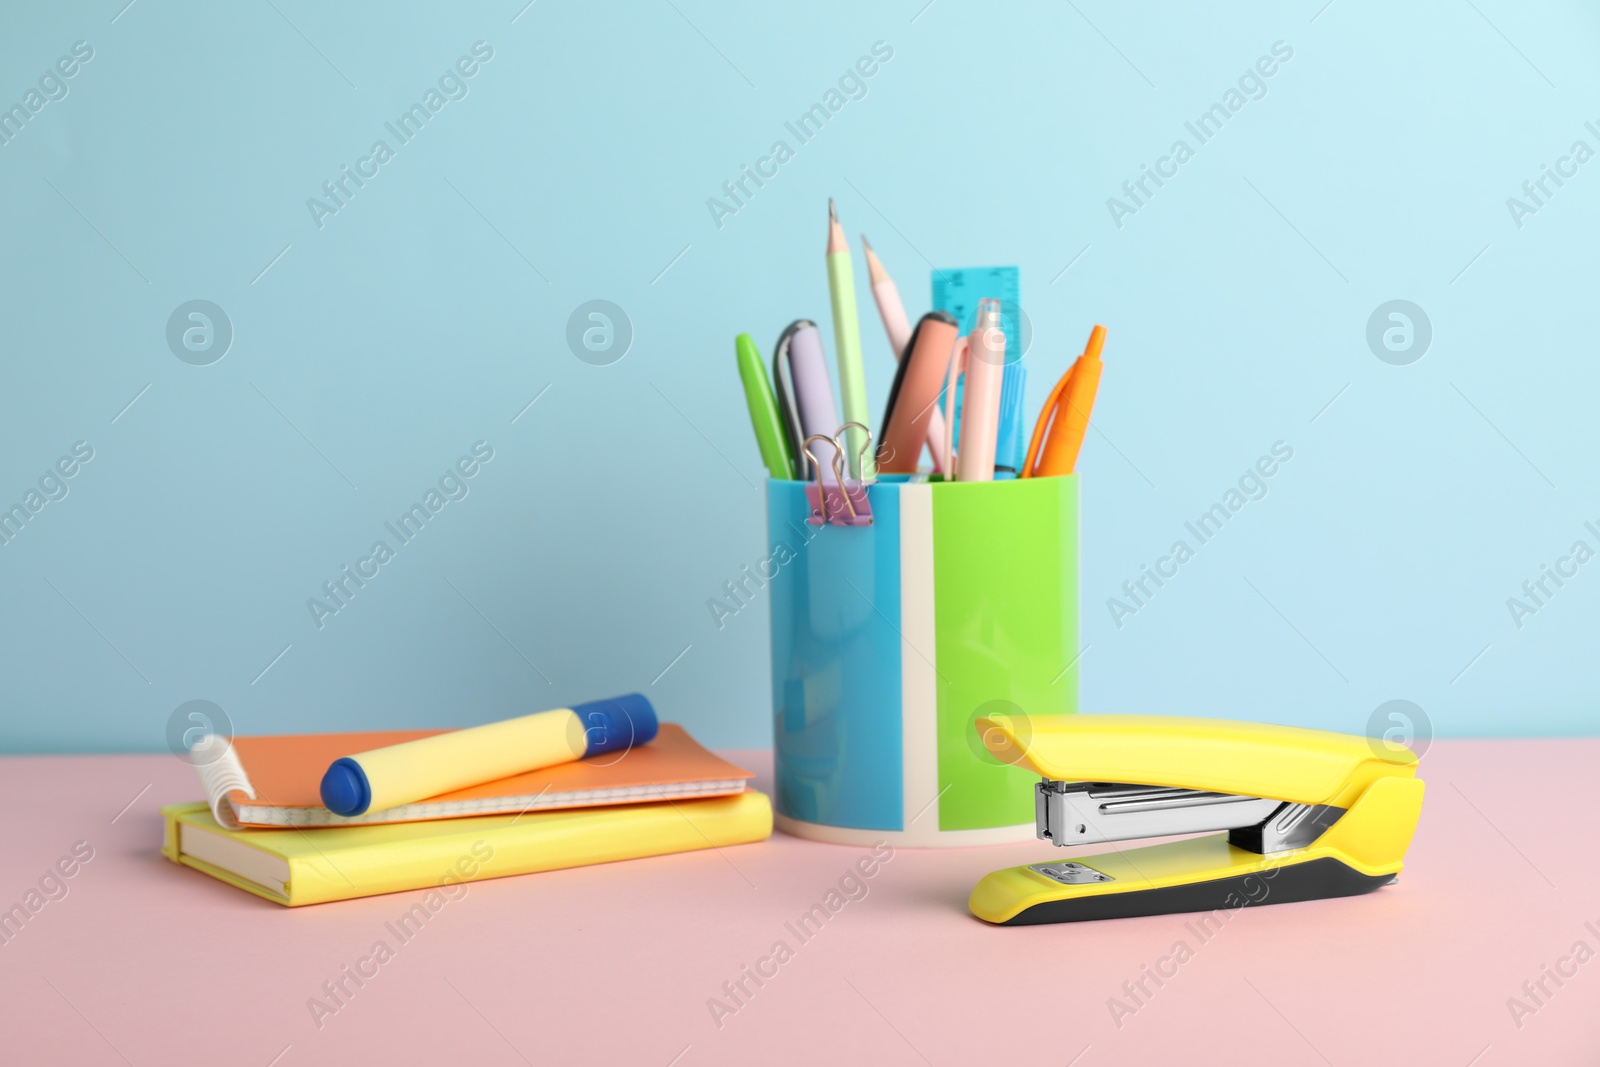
<box><xmin>1</xmin><ymin>738</ymin><xmax>1596</xmax><ymax>1066</ymax></box>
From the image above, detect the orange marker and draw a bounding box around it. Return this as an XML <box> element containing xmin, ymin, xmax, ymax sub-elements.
<box><xmin>1023</xmin><ymin>325</ymin><xmax>1105</xmax><ymax>478</ymax></box>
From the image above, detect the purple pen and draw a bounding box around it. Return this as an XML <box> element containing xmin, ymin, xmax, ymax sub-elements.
<box><xmin>774</xmin><ymin>321</ymin><xmax>842</xmax><ymax>484</ymax></box>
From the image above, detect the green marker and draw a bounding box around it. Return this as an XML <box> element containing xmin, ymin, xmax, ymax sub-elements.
<box><xmin>736</xmin><ymin>332</ymin><xmax>796</xmax><ymax>480</ymax></box>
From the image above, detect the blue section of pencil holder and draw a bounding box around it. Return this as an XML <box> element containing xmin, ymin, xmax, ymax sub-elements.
<box><xmin>766</xmin><ymin>479</ymin><xmax>904</xmax><ymax>830</ymax></box>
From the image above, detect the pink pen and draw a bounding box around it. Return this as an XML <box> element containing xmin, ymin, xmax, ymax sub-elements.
<box><xmin>955</xmin><ymin>298</ymin><xmax>1005</xmax><ymax>482</ymax></box>
<box><xmin>864</xmin><ymin>236</ymin><xmax>946</xmax><ymax>473</ymax></box>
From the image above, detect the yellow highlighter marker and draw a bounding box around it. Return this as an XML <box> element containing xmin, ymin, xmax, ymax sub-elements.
<box><xmin>320</xmin><ymin>694</ymin><xmax>658</xmax><ymax>817</ymax></box>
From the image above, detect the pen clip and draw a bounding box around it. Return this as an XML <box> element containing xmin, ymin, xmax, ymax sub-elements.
<box><xmin>878</xmin><ymin>328</ymin><xmax>914</xmax><ymax>463</ymax></box>
<box><xmin>941</xmin><ymin>336</ymin><xmax>968</xmax><ymax>478</ymax></box>
<box><xmin>1021</xmin><ymin>361</ymin><xmax>1075</xmax><ymax>478</ymax></box>
<box><xmin>772</xmin><ymin>320</ymin><xmax>812</xmax><ymax>479</ymax></box>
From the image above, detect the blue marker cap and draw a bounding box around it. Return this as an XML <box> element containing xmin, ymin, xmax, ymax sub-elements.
<box><xmin>994</xmin><ymin>363</ymin><xmax>1028</xmax><ymax>474</ymax></box>
<box><xmin>321</xmin><ymin>757</ymin><xmax>372</xmax><ymax>817</ymax></box>
<box><xmin>573</xmin><ymin>693</ymin><xmax>658</xmax><ymax>756</ymax></box>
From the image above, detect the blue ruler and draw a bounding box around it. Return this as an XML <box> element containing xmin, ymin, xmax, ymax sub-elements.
<box><xmin>931</xmin><ymin>266</ymin><xmax>1021</xmax><ymax>348</ymax></box>
<box><xmin>932</xmin><ymin>266</ymin><xmax>1026</xmax><ymax>473</ymax></box>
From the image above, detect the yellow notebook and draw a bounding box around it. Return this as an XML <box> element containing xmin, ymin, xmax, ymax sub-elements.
<box><xmin>161</xmin><ymin>791</ymin><xmax>772</xmax><ymax>907</ymax></box>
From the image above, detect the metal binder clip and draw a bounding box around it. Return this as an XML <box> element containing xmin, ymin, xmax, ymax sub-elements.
<box><xmin>802</xmin><ymin>423</ymin><xmax>875</xmax><ymax>527</ymax></box>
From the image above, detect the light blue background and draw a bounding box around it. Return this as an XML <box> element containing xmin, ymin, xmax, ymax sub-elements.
<box><xmin>2</xmin><ymin>0</ymin><xmax>1596</xmax><ymax>752</ymax></box>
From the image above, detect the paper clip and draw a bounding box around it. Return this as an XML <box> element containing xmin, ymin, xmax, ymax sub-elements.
<box><xmin>802</xmin><ymin>423</ymin><xmax>875</xmax><ymax>527</ymax></box>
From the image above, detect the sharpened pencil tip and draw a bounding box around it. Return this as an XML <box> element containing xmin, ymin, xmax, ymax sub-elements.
<box><xmin>861</xmin><ymin>234</ymin><xmax>887</xmax><ymax>283</ymax></box>
<box><xmin>829</xmin><ymin>197</ymin><xmax>837</xmax><ymax>222</ymax></box>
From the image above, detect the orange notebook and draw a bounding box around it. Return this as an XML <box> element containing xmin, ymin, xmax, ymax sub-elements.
<box><xmin>196</xmin><ymin>723</ymin><xmax>753</xmax><ymax>829</ymax></box>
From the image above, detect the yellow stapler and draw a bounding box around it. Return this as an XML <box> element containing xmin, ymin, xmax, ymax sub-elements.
<box><xmin>968</xmin><ymin>715</ymin><xmax>1424</xmax><ymax>925</ymax></box>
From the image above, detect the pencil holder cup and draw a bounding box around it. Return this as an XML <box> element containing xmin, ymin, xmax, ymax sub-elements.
<box><xmin>767</xmin><ymin>475</ymin><xmax>1079</xmax><ymax>846</ymax></box>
